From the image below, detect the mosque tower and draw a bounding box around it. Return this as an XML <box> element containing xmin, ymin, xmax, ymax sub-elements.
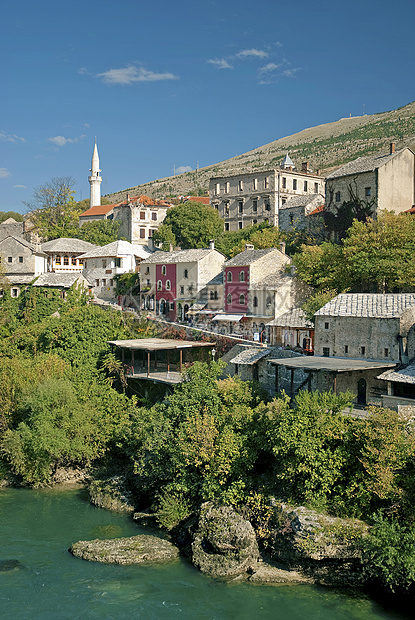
<box><xmin>89</xmin><ymin>140</ymin><xmax>102</xmax><ymax>208</ymax></box>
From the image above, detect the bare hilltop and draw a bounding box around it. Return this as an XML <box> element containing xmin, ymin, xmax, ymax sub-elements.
<box><xmin>107</xmin><ymin>100</ymin><xmax>415</xmax><ymax>202</ymax></box>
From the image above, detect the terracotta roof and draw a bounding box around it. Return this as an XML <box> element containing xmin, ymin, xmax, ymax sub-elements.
<box><xmin>79</xmin><ymin>203</ymin><xmax>118</xmax><ymax>217</ymax></box>
<box><xmin>307</xmin><ymin>204</ymin><xmax>325</xmax><ymax>216</ymax></box>
<box><xmin>184</xmin><ymin>196</ymin><xmax>210</xmax><ymax>205</ymax></box>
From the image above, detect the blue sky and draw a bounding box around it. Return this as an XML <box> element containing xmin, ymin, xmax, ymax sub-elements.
<box><xmin>1</xmin><ymin>0</ymin><xmax>414</xmax><ymax>213</ymax></box>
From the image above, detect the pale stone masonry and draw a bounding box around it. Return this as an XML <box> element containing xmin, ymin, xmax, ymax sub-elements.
<box><xmin>325</xmin><ymin>144</ymin><xmax>415</xmax><ymax>216</ymax></box>
<box><xmin>209</xmin><ymin>156</ymin><xmax>325</xmax><ymax>231</ymax></box>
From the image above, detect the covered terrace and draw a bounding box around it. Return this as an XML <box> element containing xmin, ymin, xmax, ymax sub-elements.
<box><xmin>108</xmin><ymin>338</ymin><xmax>215</xmax><ymax>384</ymax></box>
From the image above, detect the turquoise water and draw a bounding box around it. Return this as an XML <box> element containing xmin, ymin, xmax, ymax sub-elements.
<box><xmin>0</xmin><ymin>487</ymin><xmax>408</xmax><ymax>619</ymax></box>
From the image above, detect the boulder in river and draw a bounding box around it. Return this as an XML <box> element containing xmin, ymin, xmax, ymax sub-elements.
<box><xmin>69</xmin><ymin>534</ymin><xmax>179</xmax><ymax>565</ymax></box>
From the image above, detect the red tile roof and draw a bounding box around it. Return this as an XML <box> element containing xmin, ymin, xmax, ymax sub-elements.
<box><xmin>79</xmin><ymin>203</ymin><xmax>118</xmax><ymax>217</ymax></box>
<box><xmin>307</xmin><ymin>204</ymin><xmax>325</xmax><ymax>216</ymax></box>
<box><xmin>184</xmin><ymin>196</ymin><xmax>210</xmax><ymax>205</ymax></box>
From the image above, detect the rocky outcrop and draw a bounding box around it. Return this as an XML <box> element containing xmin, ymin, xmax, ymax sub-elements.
<box><xmin>265</xmin><ymin>501</ymin><xmax>368</xmax><ymax>586</ymax></box>
<box><xmin>88</xmin><ymin>475</ymin><xmax>135</xmax><ymax>514</ymax></box>
<box><xmin>69</xmin><ymin>534</ymin><xmax>179</xmax><ymax>565</ymax></box>
<box><xmin>184</xmin><ymin>502</ymin><xmax>259</xmax><ymax>579</ymax></box>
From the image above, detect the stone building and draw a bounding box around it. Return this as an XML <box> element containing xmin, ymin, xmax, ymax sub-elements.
<box><xmin>325</xmin><ymin>144</ymin><xmax>415</xmax><ymax>216</ymax></box>
<box><xmin>79</xmin><ymin>240</ymin><xmax>151</xmax><ymax>301</ymax></box>
<box><xmin>209</xmin><ymin>156</ymin><xmax>325</xmax><ymax>231</ymax></box>
<box><xmin>0</xmin><ymin>235</ymin><xmax>47</xmax><ymax>297</ymax></box>
<box><xmin>41</xmin><ymin>238</ymin><xmax>97</xmax><ymax>273</ymax></box>
<box><xmin>79</xmin><ymin>203</ymin><xmax>118</xmax><ymax>225</ymax></box>
<box><xmin>216</xmin><ymin>244</ymin><xmax>311</xmax><ymax>340</ymax></box>
<box><xmin>140</xmin><ymin>245</ymin><xmax>225</xmax><ymax>321</ymax></box>
<box><xmin>32</xmin><ymin>272</ymin><xmax>91</xmax><ymax>298</ymax></box>
<box><xmin>278</xmin><ymin>194</ymin><xmax>325</xmax><ymax>232</ymax></box>
<box><xmin>267</xmin><ymin>308</ymin><xmax>314</xmax><ymax>350</ymax></box>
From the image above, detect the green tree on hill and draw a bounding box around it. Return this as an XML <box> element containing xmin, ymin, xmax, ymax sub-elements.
<box><xmin>153</xmin><ymin>201</ymin><xmax>224</xmax><ymax>249</ymax></box>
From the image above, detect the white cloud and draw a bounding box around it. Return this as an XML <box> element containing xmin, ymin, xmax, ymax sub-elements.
<box><xmin>0</xmin><ymin>168</ymin><xmax>11</xmax><ymax>178</ymax></box>
<box><xmin>97</xmin><ymin>65</ymin><xmax>178</xmax><ymax>85</ymax></box>
<box><xmin>0</xmin><ymin>131</ymin><xmax>25</xmax><ymax>143</ymax></box>
<box><xmin>175</xmin><ymin>166</ymin><xmax>192</xmax><ymax>174</ymax></box>
<box><xmin>258</xmin><ymin>61</ymin><xmax>300</xmax><ymax>84</ymax></box>
<box><xmin>14</xmin><ymin>184</ymin><xmax>26</xmax><ymax>188</ymax></box>
<box><xmin>48</xmin><ymin>135</ymin><xmax>86</xmax><ymax>147</ymax></box>
<box><xmin>207</xmin><ymin>58</ymin><xmax>233</xmax><ymax>70</ymax></box>
<box><xmin>236</xmin><ymin>48</ymin><xmax>268</xmax><ymax>59</ymax></box>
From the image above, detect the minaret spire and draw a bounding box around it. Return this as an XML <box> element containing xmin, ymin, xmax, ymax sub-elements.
<box><xmin>89</xmin><ymin>139</ymin><xmax>102</xmax><ymax>208</ymax></box>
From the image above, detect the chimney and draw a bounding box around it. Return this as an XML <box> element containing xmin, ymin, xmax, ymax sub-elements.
<box><xmin>301</xmin><ymin>161</ymin><xmax>309</xmax><ymax>173</ymax></box>
<box><xmin>126</xmin><ymin>193</ymin><xmax>130</xmax><ymax>204</ymax></box>
<box><xmin>245</xmin><ymin>243</ymin><xmax>254</xmax><ymax>250</ymax></box>
<box><xmin>279</xmin><ymin>241</ymin><xmax>286</xmax><ymax>254</ymax></box>
<box><xmin>209</xmin><ymin>239</ymin><xmax>215</xmax><ymax>250</ymax></box>
<box><xmin>390</xmin><ymin>142</ymin><xmax>396</xmax><ymax>154</ymax></box>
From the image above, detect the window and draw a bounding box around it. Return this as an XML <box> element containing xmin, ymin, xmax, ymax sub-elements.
<box><xmin>365</xmin><ymin>187</ymin><xmax>371</xmax><ymax>197</ymax></box>
<box><xmin>95</xmin><ymin>279</ymin><xmax>99</xmax><ymax>287</ymax></box>
<box><xmin>281</xmin><ymin>198</ymin><xmax>286</xmax><ymax>205</ymax></box>
<box><xmin>239</xmin><ymin>271</ymin><xmax>245</xmax><ymax>282</ymax></box>
<box><xmin>161</xmin><ymin>265</ymin><xmax>166</xmax><ymax>275</ymax></box>
<box><xmin>238</xmin><ymin>222</ymin><xmax>243</xmax><ymax>229</ymax></box>
<box><xmin>225</xmin><ymin>181</ymin><xmax>230</xmax><ymax>194</ymax></box>
<box><xmin>18</xmin><ymin>256</ymin><xmax>23</xmax><ymax>263</ymax></box>
<box><xmin>157</xmin><ymin>280</ymin><xmax>162</xmax><ymax>290</ymax></box>
<box><xmin>265</xmin><ymin>201</ymin><xmax>270</xmax><ymax>211</ymax></box>
<box><xmin>252</xmin><ymin>199</ymin><xmax>258</xmax><ymax>213</ymax></box>
<box><xmin>11</xmin><ymin>288</ymin><xmax>19</xmax><ymax>298</ymax></box>
<box><xmin>361</xmin><ymin>346</ymin><xmax>366</xmax><ymax>355</ymax></box>
<box><xmin>102</xmin><ymin>279</ymin><xmax>106</xmax><ymax>286</ymax></box>
<box><xmin>322</xmin><ymin>347</ymin><xmax>330</xmax><ymax>357</ymax></box>
<box><xmin>151</xmin><ymin>212</ymin><xmax>157</xmax><ymax>221</ymax></box>
<box><xmin>238</xmin><ymin>180</ymin><xmax>243</xmax><ymax>191</ymax></box>
<box><xmin>239</xmin><ymin>294</ymin><xmax>245</xmax><ymax>305</ymax></box>
<box><xmin>314</xmin><ymin>182</ymin><xmax>319</xmax><ymax>193</ymax></box>
<box><xmin>184</xmin><ymin>269</ymin><xmax>188</xmax><ymax>278</ymax></box>
<box><xmin>304</xmin><ymin>180</ymin><xmax>308</xmax><ymax>191</ymax></box>
<box><xmin>293</xmin><ymin>179</ymin><xmax>297</xmax><ymax>190</ymax></box>
<box><xmin>253</xmin><ymin>178</ymin><xmax>258</xmax><ymax>190</ymax></box>
<box><xmin>384</xmin><ymin>348</ymin><xmax>389</xmax><ymax>357</ymax></box>
<box><xmin>79</xmin><ymin>259</ymin><xmax>84</xmax><ymax>266</ymax></box>
<box><xmin>214</xmin><ymin>291</ymin><xmax>218</xmax><ymax>300</ymax></box>
<box><xmin>227</xmin><ymin>293</ymin><xmax>232</xmax><ymax>305</ymax></box>
<box><xmin>8</xmin><ymin>256</ymin><xmax>12</xmax><ymax>263</ymax></box>
<box><xmin>140</xmin><ymin>228</ymin><xmax>146</xmax><ymax>239</ymax></box>
<box><xmin>225</xmin><ymin>202</ymin><xmax>230</xmax><ymax>214</ymax></box>
<box><xmin>215</xmin><ymin>182</ymin><xmax>220</xmax><ymax>195</ymax></box>
<box><xmin>282</xmin><ymin>177</ymin><xmax>286</xmax><ymax>189</ymax></box>
<box><xmin>264</xmin><ymin>177</ymin><xmax>269</xmax><ymax>189</ymax></box>
<box><xmin>335</xmin><ymin>191</ymin><xmax>341</xmax><ymax>202</ymax></box>
<box><xmin>110</xmin><ymin>279</ymin><xmax>114</xmax><ymax>287</ymax></box>
<box><xmin>63</xmin><ymin>256</ymin><xmax>69</xmax><ymax>265</ymax></box>
<box><xmin>324</xmin><ymin>322</ymin><xmax>329</xmax><ymax>330</ymax></box>
<box><xmin>180</xmin><ymin>286</ymin><xmax>184</xmax><ymax>294</ymax></box>
<box><xmin>102</xmin><ymin>260</ymin><xmax>107</xmax><ymax>268</ymax></box>
<box><xmin>238</xmin><ymin>201</ymin><xmax>243</xmax><ymax>213</ymax></box>
<box><xmin>227</xmin><ymin>271</ymin><xmax>232</xmax><ymax>282</ymax></box>
<box><xmin>140</xmin><ymin>211</ymin><xmax>146</xmax><ymax>220</ymax></box>
<box><xmin>225</xmin><ymin>223</ymin><xmax>230</xmax><ymax>231</ymax></box>
<box><xmin>210</xmin><ymin>290</ymin><xmax>215</xmax><ymax>300</ymax></box>
<box><xmin>170</xmin><ymin>302</ymin><xmax>174</xmax><ymax>310</ymax></box>
<box><xmin>71</xmin><ymin>257</ymin><xmax>77</xmax><ymax>265</ymax></box>
<box><xmin>115</xmin><ymin>257</ymin><xmax>122</xmax><ymax>268</ymax></box>
<box><xmin>266</xmin><ymin>296</ymin><xmax>271</xmax><ymax>307</ymax></box>
<box><xmin>344</xmin><ymin>345</ymin><xmax>349</xmax><ymax>354</ymax></box>
<box><xmin>253</xmin><ymin>219</ymin><xmax>257</xmax><ymax>224</ymax></box>
<box><xmin>253</xmin><ymin>296</ymin><xmax>258</xmax><ymax>307</ymax></box>
<box><xmin>166</xmin><ymin>280</ymin><xmax>171</xmax><ymax>290</ymax></box>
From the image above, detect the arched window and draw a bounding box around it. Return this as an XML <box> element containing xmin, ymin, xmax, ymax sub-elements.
<box><xmin>239</xmin><ymin>271</ymin><xmax>245</xmax><ymax>282</ymax></box>
<box><xmin>210</xmin><ymin>290</ymin><xmax>215</xmax><ymax>300</ymax></box>
<box><xmin>161</xmin><ymin>265</ymin><xmax>166</xmax><ymax>275</ymax></box>
<box><xmin>166</xmin><ymin>280</ymin><xmax>171</xmax><ymax>290</ymax></box>
<box><xmin>253</xmin><ymin>296</ymin><xmax>258</xmax><ymax>307</ymax></box>
<box><xmin>266</xmin><ymin>296</ymin><xmax>271</xmax><ymax>307</ymax></box>
<box><xmin>184</xmin><ymin>269</ymin><xmax>188</xmax><ymax>279</ymax></box>
<box><xmin>227</xmin><ymin>271</ymin><xmax>232</xmax><ymax>282</ymax></box>
<box><xmin>239</xmin><ymin>294</ymin><xmax>245</xmax><ymax>305</ymax></box>
<box><xmin>157</xmin><ymin>280</ymin><xmax>162</xmax><ymax>290</ymax></box>
<box><xmin>227</xmin><ymin>293</ymin><xmax>232</xmax><ymax>305</ymax></box>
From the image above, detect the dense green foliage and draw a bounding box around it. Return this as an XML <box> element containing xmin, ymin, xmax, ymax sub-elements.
<box><xmin>0</xmin><ymin>211</ymin><xmax>24</xmax><ymax>222</ymax></box>
<box><xmin>153</xmin><ymin>201</ymin><xmax>224</xmax><ymax>249</ymax></box>
<box><xmin>77</xmin><ymin>219</ymin><xmax>122</xmax><ymax>245</ymax></box>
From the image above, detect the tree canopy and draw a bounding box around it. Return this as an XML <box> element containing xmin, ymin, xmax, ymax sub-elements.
<box><xmin>153</xmin><ymin>201</ymin><xmax>224</xmax><ymax>249</ymax></box>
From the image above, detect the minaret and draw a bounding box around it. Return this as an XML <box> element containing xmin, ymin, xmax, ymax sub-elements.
<box><xmin>89</xmin><ymin>140</ymin><xmax>102</xmax><ymax>208</ymax></box>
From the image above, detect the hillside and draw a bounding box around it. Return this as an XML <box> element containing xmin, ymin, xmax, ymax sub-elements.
<box><xmin>107</xmin><ymin>101</ymin><xmax>415</xmax><ymax>202</ymax></box>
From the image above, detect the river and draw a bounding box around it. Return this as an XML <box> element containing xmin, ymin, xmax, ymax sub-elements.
<box><xmin>0</xmin><ymin>486</ymin><xmax>410</xmax><ymax>619</ymax></box>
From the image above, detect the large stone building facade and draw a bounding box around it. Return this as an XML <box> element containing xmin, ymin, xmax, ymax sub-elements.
<box><xmin>209</xmin><ymin>157</ymin><xmax>325</xmax><ymax>231</ymax></box>
<box><xmin>325</xmin><ymin>144</ymin><xmax>415</xmax><ymax>216</ymax></box>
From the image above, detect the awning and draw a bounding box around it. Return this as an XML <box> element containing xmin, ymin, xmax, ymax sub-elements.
<box><xmin>212</xmin><ymin>314</ymin><xmax>244</xmax><ymax>322</ymax></box>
